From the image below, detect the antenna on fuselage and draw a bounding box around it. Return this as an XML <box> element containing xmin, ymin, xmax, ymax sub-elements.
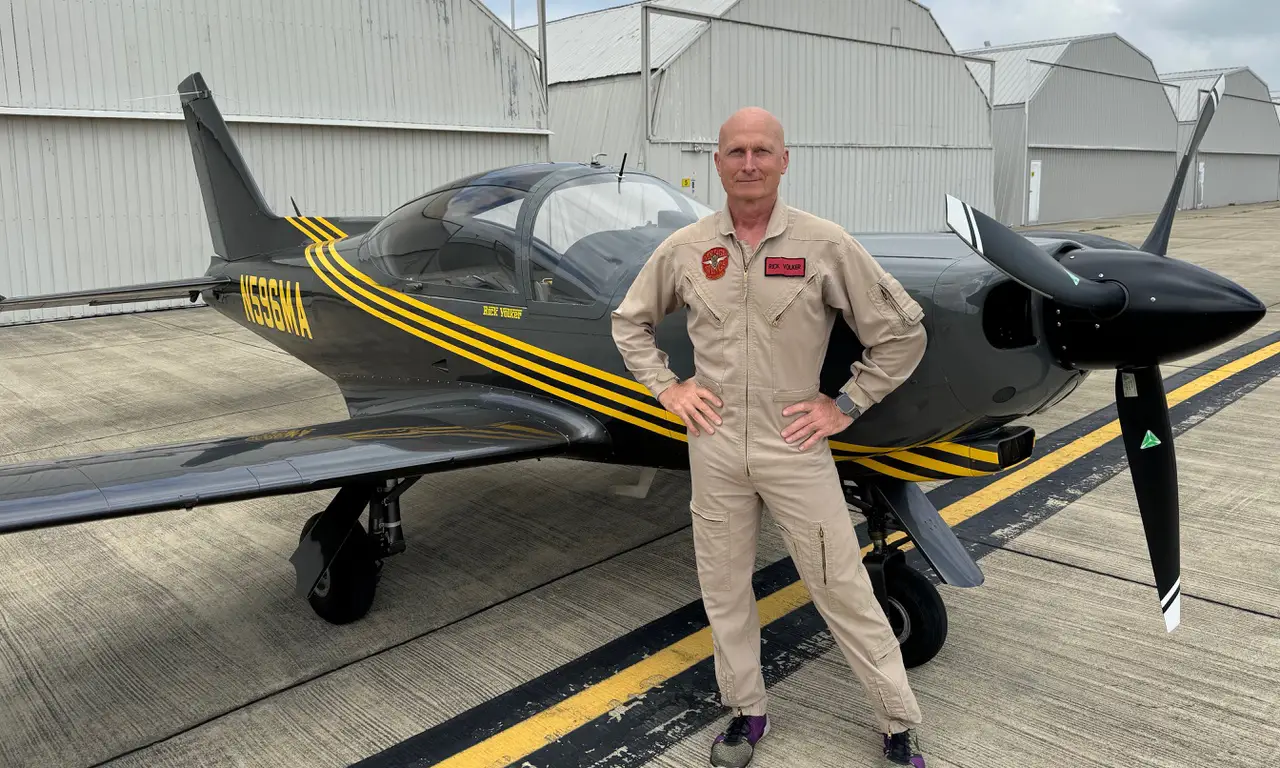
<box><xmin>617</xmin><ymin>152</ymin><xmax>628</xmax><ymax>180</ymax></box>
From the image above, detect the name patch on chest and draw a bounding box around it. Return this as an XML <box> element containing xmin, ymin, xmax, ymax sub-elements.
<box><xmin>764</xmin><ymin>256</ymin><xmax>806</xmax><ymax>277</ymax></box>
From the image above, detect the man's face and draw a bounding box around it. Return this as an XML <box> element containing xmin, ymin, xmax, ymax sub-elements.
<box><xmin>714</xmin><ymin>115</ymin><xmax>789</xmax><ymax>204</ymax></box>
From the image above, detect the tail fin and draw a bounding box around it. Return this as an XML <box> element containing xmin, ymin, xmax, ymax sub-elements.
<box><xmin>179</xmin><ymin>72</ymin><xmax>302</xmax><ymax>260</ymax></box>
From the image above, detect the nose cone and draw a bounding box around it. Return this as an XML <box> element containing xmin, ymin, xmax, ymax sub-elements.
<box><xmin>1139</xmin><ymin>259</ymin><xmax>1267</xmax><ymax>356</ymax></box>
<box><xmin>1045</xmin><ymin>250</ymin><xmax>1267</xmax><ymax>370</ymax></box>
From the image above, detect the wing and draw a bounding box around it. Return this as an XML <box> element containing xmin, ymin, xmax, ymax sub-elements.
<box><xmin>0</xmin><ymin>395</ymin><xmax>608</xmax><ymax>534</ymax></box>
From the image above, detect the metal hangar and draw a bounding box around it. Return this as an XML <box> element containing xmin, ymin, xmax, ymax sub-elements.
<box><xmin>0</xmin><ymin>0</ymin><xmax>549</xmax><ymax>324</ymax></box>
<box><xmin>1159</xmin><ymin>67</ymin><xmax>1280</xmax><ymax>210</ymax></box>
<box><xmin>518</xmin><ymin>0</ymin><xmax>995</xmax><ymax>233</ymax></box>
<box><xmin>960</xmin><ymin>33</ymin><xmax>1179</xmax><ymax>227</ymax></box>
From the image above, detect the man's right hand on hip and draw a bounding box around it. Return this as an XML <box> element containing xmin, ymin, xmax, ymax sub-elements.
<box><xmin>658</xmin><ymin>380</ymin><xmax>724</xmax><ymax>437</ymax></box>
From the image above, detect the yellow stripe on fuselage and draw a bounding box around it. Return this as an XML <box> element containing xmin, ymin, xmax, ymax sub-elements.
<box><xmin>284</xmin><ymin>214</ymin><xmax>1016</xmax><ymax>475</ymax></box>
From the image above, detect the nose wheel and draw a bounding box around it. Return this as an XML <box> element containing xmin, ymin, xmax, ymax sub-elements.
<box><xmin>846</xmin><ymin>482</ymin><xmax>949</xmax><ymax>668</ymax></box>
<box><xmin>876</xmin><ymin>559</ymin><xmax>947</xmax><ymax>667</ymax></box>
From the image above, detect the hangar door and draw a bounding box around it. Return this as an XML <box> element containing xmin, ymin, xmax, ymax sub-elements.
<box><xmin>637</xmin><ymin>5</ymin><xmax>994</xmax><ymax>233</ymax></box>
<box><xmin>1199</xmin><ymin>152</ymin><xmax>1280</xmax><ymax>207</ymax></box>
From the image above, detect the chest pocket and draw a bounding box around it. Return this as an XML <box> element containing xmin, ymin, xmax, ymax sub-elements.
<box><xmin>681</xmin><ymin>271</ymin><xmax>730</xmax><ymax>386</ymax></box>
<box><xmin>764</xmin><ymin>272</ymin><xmax>824</xmax><ymax>397</ymax></box>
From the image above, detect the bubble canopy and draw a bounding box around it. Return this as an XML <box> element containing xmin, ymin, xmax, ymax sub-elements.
<box><xmin>357</xmin><ymin>163</ymin><xmax>716</xmax><ymax>308</ymax></box>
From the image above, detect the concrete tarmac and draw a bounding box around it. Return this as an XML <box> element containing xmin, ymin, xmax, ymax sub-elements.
<box><xmin>0</xmin><ymin>203</ymin><xmax>1276</xmax><ymax>768</ymax></box>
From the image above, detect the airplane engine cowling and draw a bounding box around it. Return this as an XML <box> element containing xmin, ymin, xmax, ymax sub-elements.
<box><xmin>929</xmin><ymin>253</ymin><xmax>1083</xmax><ymax>420</ymax></box>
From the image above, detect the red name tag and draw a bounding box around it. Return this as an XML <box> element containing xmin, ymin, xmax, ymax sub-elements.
<box><xmin>764</xmin><ymin>257</ymin><xmax>805</xmax><ymax>277</ymax></box>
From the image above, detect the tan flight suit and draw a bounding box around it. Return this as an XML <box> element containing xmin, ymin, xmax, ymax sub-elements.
<box><xmin>611</xmin><ymin>196</ymin><xmax>928</xmax><ymax>735</ymax></box>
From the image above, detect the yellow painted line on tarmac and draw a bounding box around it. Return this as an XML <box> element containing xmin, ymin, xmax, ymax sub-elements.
<box><xmin>428</xmin><ymin>339</ymin><xmax>1280</xmax><ymax>768</ymax></box>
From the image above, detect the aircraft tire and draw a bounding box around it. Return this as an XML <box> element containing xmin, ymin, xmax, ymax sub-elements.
<box><xmin>298</xmin><ymin>512</ymin><xmax>381</xmax><ymax>625</ymax></box>
<box><xmin>883</xmin><ymin>564</ymin><xmax>947</xmax><ymax>668</ymax></box>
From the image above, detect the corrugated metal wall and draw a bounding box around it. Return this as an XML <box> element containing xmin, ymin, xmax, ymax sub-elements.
<box><xmin>1027</xmin><ymin>148</ymin><xmax>1174</xmax><ymax>224</ymax></box>
<box><xmin>0</xmin><ymin>0</ymin><xmax>549</xmax><ymax>324</ymax></box>
<box><xmin>545</xmin><ymin>76</ymin><xmax>644</xmax><ymax>165</ymax></box>
<box><xmin>992</xmin><ymin>105</ymin><xmax>1027</xmax><ymax>226</ymax></box>
<box><xmin>721</xmin><ymin>0</ymin><xmax>955</xmax><ymax>54</ymax></box>
<box><xmin>1026</xmin><ymin>38</ymin><xmax>1176</xmax><ymax>151</ymax></box>
<box><xmin>639</xmin><ymin>142</ymin><xmax>991</xmax><ymax>233</ymax></box>
<box><xmin>0</xmin><ymin>0</ymin><xmax>545</xmax><ymax>129</ymax></box>
<box><xmin>1173</xmin><ymin>70</ymin><xmax>1280</xmax><ymax>210</ymax></box>
<box><xmin>649</xmin><ymin>20</ymin><xmax>990</xmax><ymax>148</ymax></box>
<box><xmin>0</xmin><ymin>115</ymin><xmax>545</xmax><ymax>324</ymax></box>
<box><xmin>540</xmin><ymin>0</ymin><xmax>994</xmax><ymax>232</ymax></box>
<box><xmin>1200</xmin><ymin>152</ymin><xmax>1280</xmax><ymax>207</ymax></box>
<box><xmin>641</xmin><ymin>3</ymin><xmax>992</xmax><ymax>231</ymax></box>
<box><xmin>1198</xmin><ymin>70</ymin><xmax>1280</xmax><ymax>155</ymax></box>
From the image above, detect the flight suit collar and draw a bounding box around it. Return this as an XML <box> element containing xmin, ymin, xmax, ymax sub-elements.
<box><xmin>714</xmin><ymin>194</ymin><xmax>792</xmax><ymax>245</ymax></box>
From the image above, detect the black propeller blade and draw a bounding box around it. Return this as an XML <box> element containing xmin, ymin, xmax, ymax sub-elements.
<box><xmin>944</xmin><ymin>194</ymin><xmax>1128</xmax><ymax>317</ymax></box>
<box><xmin>1142</xmin><ymin>74</ymin><xmax>1226</xmax><ymax>257</ymax></box>
<box><xmin>938</xmin><ymin>69</ymin><xmax>1263</xmax><ymax>633</ymax></box>
<box><xmin>1115</xmin><ymin>366</ymin><xmax>1180</xmax><ymax>631</ymax></box>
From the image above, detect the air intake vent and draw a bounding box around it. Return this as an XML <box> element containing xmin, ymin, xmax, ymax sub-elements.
<box><xmin>983</xmin><ymin>280</ymin><xmax>1037</xmax><ymax>349</ymax></box>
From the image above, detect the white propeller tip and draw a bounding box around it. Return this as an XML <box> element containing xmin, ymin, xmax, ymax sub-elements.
<box><xmin>1163</xmin><ymin>593</ymin><xmax>1181</xmax><ymax>632</ymax></box>
<box><xmin>945</xmin><ymin>195</ymin><xmax>982</xmax><ymax>254</ymax></box>
<box><xmin>1160</xmin><ymin>578</ymin><xmax>1182</xmax><ymax>632</ymax></box>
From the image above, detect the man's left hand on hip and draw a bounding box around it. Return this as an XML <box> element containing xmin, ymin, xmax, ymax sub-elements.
<box><xmin>781</xmin><ymin>394</ymin><xmax>855</xmax><ymax>450</ymax></box>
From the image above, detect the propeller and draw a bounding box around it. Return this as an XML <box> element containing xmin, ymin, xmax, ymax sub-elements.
<box><xmin>940</xmin><ymin>74</ymin><xmax>1266</xmax><ymax>633</ymax></box>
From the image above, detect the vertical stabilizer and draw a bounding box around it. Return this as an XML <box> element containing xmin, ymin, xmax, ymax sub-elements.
<box><xmin>179</xmin><ymin>72</ymin><xmax>302</xmax><ymax>260</ymax></box>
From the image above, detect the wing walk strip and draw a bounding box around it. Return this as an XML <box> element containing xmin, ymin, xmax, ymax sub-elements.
<box><xmin>282</xmin><ymin>214</ymin><xmax>1006</xmax><ymax>478</ymax></box>
<box><xmin>351</xmin><ymin>330</ymin><xmax>1280</xmax><ymax>768</ymax></box>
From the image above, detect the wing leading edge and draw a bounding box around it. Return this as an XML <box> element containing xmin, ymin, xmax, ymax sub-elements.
<box><xmin>0</xmin><ymin>396</ymin><xmax>608</xmax><ymax>534</ymax></box>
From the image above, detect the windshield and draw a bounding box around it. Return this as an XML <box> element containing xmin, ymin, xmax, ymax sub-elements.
<box><xmin>521</xmin><ymin>174</ymin><xmax>716</xmax><ymax>305</ymax></box>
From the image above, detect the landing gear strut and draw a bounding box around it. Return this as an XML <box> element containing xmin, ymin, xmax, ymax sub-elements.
<box><xmin>844</xmin><ymin>481</ymin><xmax>949</xmax><ymax>668</ymax></box>
<box><xmin>290</xmin><ymin>477</ymin><xmax>418</xmax><ymax>625</ymax></box>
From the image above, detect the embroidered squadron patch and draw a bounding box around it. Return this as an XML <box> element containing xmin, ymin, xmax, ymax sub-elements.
<box><xmin>702</xmin><ymin>247</ymin><xmax>729</xmax><ymax>280</ymax></box>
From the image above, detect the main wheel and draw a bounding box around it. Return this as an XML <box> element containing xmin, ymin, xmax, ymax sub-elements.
<box><xmin>298</xmin><ymin>512</ymin><xmax>381</xmax><ymax>625</ymax></box>
<box><xmin>883</xmin><ymin>564</ymin><xmax>947</xmax><ymax>668</ymax></box>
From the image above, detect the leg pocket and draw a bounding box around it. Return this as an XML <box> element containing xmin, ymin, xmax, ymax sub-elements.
<box><xmin>691</xmin><ymin>502</ymin><xmax>731</xmax><ymax>593</ymax></box>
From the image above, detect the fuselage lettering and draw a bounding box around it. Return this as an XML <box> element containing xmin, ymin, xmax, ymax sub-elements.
<box><xmin>240</xmin><ymin>274</ymin><xmax>312</xmax><ymax>338</ymax></box>
<box><xmin>483</xmin><ymin>304</ymin><xmax>524</xmax><ymax>320</ymax></box>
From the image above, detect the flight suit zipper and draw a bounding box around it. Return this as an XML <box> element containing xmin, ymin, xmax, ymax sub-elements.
<box><xmin>742</xmin><ymin>237</ymin><xmax>752</xmax><ymax>478</ymax></box>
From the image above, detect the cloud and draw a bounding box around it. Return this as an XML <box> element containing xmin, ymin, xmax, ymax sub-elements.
<box><xmin>925</xmin><ymin>0</ymin><xmax>1280</xmax><ymax>87</ymax></box>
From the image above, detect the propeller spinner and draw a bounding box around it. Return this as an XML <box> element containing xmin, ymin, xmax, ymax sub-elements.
<box><xmin>942</xmin><ymin>74</ymin><xmax>1266</xmax><ymax>632</ymax></box>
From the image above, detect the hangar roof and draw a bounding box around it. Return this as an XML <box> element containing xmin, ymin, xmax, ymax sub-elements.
<box><xmin>959</xmin><ymin>32</ymin><xmax>1158</xmax><ymax>107</ymax></box>
<box><xmin>516</xmin><ymin>0</ymin><xmax>737</xmax><ymax>85</ymax></box>
<box><xmin>1159</xmin><ymin>67</ymin><xmax>1252</xmax><ymax>122</ymax></box>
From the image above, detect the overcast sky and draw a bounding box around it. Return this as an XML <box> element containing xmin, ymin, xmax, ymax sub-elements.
<box><xmin>482</xmin><ymin>0</ymin><xmax>1280</xmax><ymax>93</ymax></box>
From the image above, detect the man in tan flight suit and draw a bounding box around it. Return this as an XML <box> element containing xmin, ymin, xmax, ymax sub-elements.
<box><xmin>611</xmin><ymin>107</ymin><xmax>929</xmax><ymax>768</ymax></box>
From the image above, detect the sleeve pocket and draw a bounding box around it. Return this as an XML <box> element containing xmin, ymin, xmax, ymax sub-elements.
<box><xmin>869</xmin><ymin>275</ymin><xmax>924</xmax><ymax>336</ymax></box>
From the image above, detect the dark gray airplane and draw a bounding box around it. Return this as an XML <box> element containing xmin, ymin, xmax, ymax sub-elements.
<box><xmin>0</xmin><ymin>73</ymin><xmax>1263</xmax><ymax>667</ymax></box>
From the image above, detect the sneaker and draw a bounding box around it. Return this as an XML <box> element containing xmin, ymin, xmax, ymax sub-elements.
<box><xmin>710</xmin><ymin>714</ymin><xmax>770</xmax><ymax>767</ymax></box>
<box><xmin>882</xmin><ymin>729</ymin><xmax>925</xmax><ymax>767</ymax></box>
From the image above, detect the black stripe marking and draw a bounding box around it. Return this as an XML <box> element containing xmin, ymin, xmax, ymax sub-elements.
<box><xmin>353</xmin><ymin>330</ymin><xmax>1280</xmax><ymax>768</ymax></box>
<box><xmin>962</xmin><ymin>202</ymin><xmax>980</xmax><ymax>254</ymax></box>
<box><xmin>910</xmin><ymin>445</ymin><xmax>1002</xmax><ymax>473</ymax></box>
<box><xmin>320</xmin><ymin>247</ymin><xmax>658</xmax><ymax>408</ymax></box>
<box><xmin>1162</xmin><ymin>584</ymin><xmax>1181</xmax><ymax>611</ymax></box>
<box><xmin>872</xmin><ymin>453</ymin><xmax>956</xmax><ymax>480</ymax></box>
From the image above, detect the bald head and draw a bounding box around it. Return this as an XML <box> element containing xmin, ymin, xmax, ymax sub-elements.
<box><xmin>718</xmin><ymin>106</ymin><xmax>785</xmax><ymax>149</ymax></box>
<box><xmin>715</xmin><ymin>107</ymin><xmax>789</xmax><ymax>206</ymax></box>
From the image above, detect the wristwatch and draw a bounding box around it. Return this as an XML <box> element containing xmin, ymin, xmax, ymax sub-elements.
<box><xmin>834</xmin><ymin>392</ymin><xmax>862</xmax><ymax>419</ymax></box>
